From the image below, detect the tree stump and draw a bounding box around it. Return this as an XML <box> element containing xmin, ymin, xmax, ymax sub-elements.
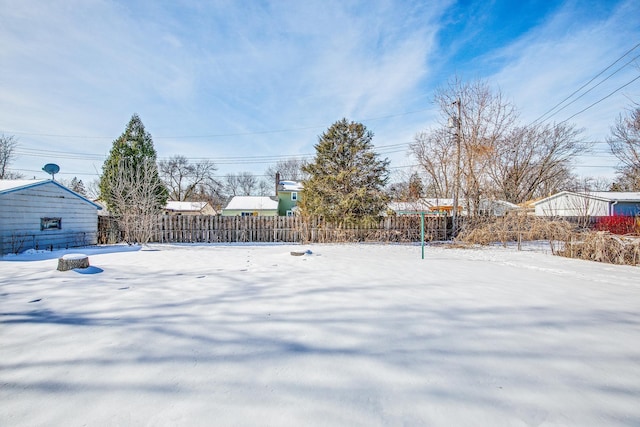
<box><xmin>57</xmin><ymin>254</ymin><xmax>90</xmax><ymax>271</ymax></box>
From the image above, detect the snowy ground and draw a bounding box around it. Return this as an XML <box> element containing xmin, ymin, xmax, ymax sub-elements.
<box><xmin>1</xmin><ymin>243</ymin><xmax>640</xmax><ymax>426</ymax></box>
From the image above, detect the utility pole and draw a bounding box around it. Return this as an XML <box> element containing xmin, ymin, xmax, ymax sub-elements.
<box><xmin>450</xmin><ymin>99</ymin><xmax>461</xmax><ymax>238</ymax></box>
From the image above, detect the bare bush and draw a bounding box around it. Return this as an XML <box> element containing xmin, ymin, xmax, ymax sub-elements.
<box><xmin>557</xmin><ymin>232</ymin><xmax>640</xmax><ymax>266</ymax></box>
<box><xmin>110</xmin><ymin>158</ymin><xmax>166</xmax><ymax>244</ymax></box>
<box><xmin>457</xmin><ymin>214</ymin><xmax>574</xmax><ymax>249</ymax></box>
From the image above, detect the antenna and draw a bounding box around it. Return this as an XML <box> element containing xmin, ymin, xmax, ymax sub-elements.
<box><xmin>42</xmin><ymin>163</ymin><xmax>60</xmax><ymax>180</ymax></box>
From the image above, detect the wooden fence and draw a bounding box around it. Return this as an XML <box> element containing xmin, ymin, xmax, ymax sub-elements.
<box><xmin>98</xmin><ymin>215</ymin><xmax>451</xmax><ymax>244</ymax></box>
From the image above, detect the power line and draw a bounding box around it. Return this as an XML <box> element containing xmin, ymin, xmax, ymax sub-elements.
<box><xmin>14</xmin><ymin>140</ymin><xmax>414</xmax><ymax>163</ymax></box>
<box><xmin>560</xmin><ymin>74</ymin><xmax>640</xmax><ymax>124</ymax></box>
<box><xmin>537</xmin><ymin>53</ymin><xmax>640</xmax><ymax>122</ymax></box>
<box><xmin>532</xmin><ymin>41</ymin><xmax>640</xmax><ymax>124</ymax></box>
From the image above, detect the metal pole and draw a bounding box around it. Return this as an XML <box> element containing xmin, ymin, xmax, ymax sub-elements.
<box><xmin>421</xmin><ymin>211</ymin><xmax>425</xmax><ymax>259</ymax></box>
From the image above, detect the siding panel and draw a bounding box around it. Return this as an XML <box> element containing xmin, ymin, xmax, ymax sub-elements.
<box><xmin>0</xmin><ymin>182</ymin><xmax>99</xmax><ymax>255</ymax></box>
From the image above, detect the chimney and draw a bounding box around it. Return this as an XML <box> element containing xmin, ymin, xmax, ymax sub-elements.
<box><xmin>275</xmin><ymin>171</ymin><xmax>280</xmax><ymax>196</ymax></box>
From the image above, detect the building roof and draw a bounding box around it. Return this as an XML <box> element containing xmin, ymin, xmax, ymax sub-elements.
<box><xmin>0</xmin><ymin>179</ymin><xmax>49</xmax><ymax>192</ymax></box>
<box><xmin>278</xmin><ymin>181</ymin><xmax>304</xmax><ymax>191</ymax></box>
<box><xmin>388</xmin><ymin>200</ymin><xmax>434</xmax><ymax>213</ymax></box>
<box><xmin>166</xmin><ymin>201</ymin><xmax>210</xmax><ymax>212</ymax></box>
<box><xmin>534</xmin><ymin>191</ymin><xmax>640</xmax><ymax>205</ymax></box>
<box><xmin>587</xmin><ymin>192</ymin><xmax>640</xmax><ymax>201</ymax></box>
<box><xmin>223</xmin><ymin>196</ymin><xmax>279</xmax><ymax>211</ymax></box>
<box><xmin>479</xmin><ymin>199</ymin><xmax>520</xmax><ymax>209</ymax></box>
<box><xmin>422</xmin><ymin>198</ymin><xmax>455</xmax><ymax>207</ymax></box>
<box><xmin>0</xmin><ymin>179</ymin><xmax>101</xmax><ymax>209</ymax></box>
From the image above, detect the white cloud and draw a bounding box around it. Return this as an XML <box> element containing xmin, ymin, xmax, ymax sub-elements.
<box><xmin>489</xmin><ymin>0</ymin><xmax>640</xmax><ymax>134</ymax></box>
<box><xmin>484</xmin><ymin>0</ymin><xmax>640</xmax><ymax>178</ymax></box>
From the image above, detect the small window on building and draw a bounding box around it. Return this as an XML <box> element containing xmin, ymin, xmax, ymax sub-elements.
<box><xmin>41</xmin><ymin>217</ymin><xmax>62</xmax><ymax>230</ymax></box>
<box><xmin>286</xmin><ymin>210</ymin><xmax>293</xmax><ymax>217</ymax></box>
<box><xmin>291</xmin><ymin>192</ymin><xmax>298</xmax><ymax>201</ymax></box>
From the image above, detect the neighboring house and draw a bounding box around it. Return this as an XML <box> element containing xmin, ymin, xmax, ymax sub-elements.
<box><xmin>388</xmin><ymin>198</ymin><xmax>517</xmax><ymax>216</ymax></box>
<box><xmin>165</xmin><ymin>201</ymin><xmax>216</xmax><ymax>216</ymax></box>
<box><xmin>422</xmin><ymin>198</ymin><xmax>462</xmax><ymax>216</ymax></box>
<box><xmin>93</xmin><ymin>199</ymin><xmax>110</xmax><ymax>216</ymax></box>
<box><xmin>534</xmin><ymin>191</ymin><xmax>640</xmax><ymax>217</ymax></box>
<box><xmin>277</xmin><ymin>180</ymin><xmax>303</xmax><ymax>216</ymax></box>
<box><xmin>221</xmin><ymin>196</ymin><xmax>279</xmax><ymax>217</ymax></box>
<box><xmin>387</xmin><ymin>200</ymin><xmax>435</xmax><ymax>215</ymax></box>
<box><xmin>0</xmin><ymin>179</ymin><xmax>102</xmax><ymax>255</ymax></box>
<box><xmin>478</xmin><ymin>199</ymin><xmax>521</xmax><ymax>216</ymax></box>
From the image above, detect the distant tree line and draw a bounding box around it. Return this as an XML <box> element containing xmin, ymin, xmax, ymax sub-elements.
<box><xmin>3</xmin><ymin>76</ymin><xmax>638</xmax><ymax>244</ymax></box>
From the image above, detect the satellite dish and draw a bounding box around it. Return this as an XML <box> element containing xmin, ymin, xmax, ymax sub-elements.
<box><xmin>42</xmin><ymin>163</ymin><xmax>60</xmax><ymax>180</ymax></box>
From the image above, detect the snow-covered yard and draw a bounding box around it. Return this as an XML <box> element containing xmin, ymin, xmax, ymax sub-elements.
<box><xmin>2</xmin><ymin>243</ymin><xmax>640</xmax><ymax>426</ymax></box>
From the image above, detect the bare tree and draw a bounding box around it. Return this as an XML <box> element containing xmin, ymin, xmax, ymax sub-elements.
<box><xmin>224</xmin><ymin>172</ymin><xmax>258</xmax><ymax>196</ymax></box>
<box><xmin>411</xmin><ymin>79</ymin><xmax>518</xmax><ymax>214</ymax></box>
<box><xmin>259</xmin><ymin>158</ymin><xmax>308</xmax><ymax>196</ymax></box>
<box><xmin>264</xmin><ymin>158</ymin><xmax>308</xmax><ymax>182</ymax></box>
<box><xmin>159</xmin><ymin>155</ymin><xmax>220</xmax><ymax>201</ymax></box>
<box><xmin>238</xmin><ymin>172</ymin><xmax>258</xmax><ymax>195</ymax></box>
<box><xmin>488</xmin><ymin>123</ymin><xmax>586</xmax><ymax>203</ymax></box>
<box><xmin>0</xmin><ymin>134</ymin><xmax>23</xmax><ymax>179</ymax></box>
<box><xmin>449</xmin><ymin>80</ymin><xmax>518</xmax><ymax>215</ymax></box>
<box><xmin>224</xmin><ymin>173</ymin><xmax>241</xmax><ymax>197</ymax></box>
<box><xmin>110</xmin><ymin>158</ymin><xmax>166</xmax><ymax>244</ymax></box>
<box><xmin>566</xmin><ymin>176</ymin><xmax>613</xmax><ymax>192</ymax></box>
<box><xmin>86</xmin><ymin>179</ymin><xmax>101</xmax><ymax>200</ymax></box>
<box><xmin>607</xmin><ymin>107</ymin><xmax>640</xmax><ymax>190</ymax></box>
<box><xmin>411</xmin><ymin>78</ymin><xmax>589</xmax><ymax>213</ymax></box>
<box><xmin>386</xmin><ymin>171</ymin><xmax>424</xmax><ymax>202</ymax></box>
<box><xmin>410</xmin><ymin>128</ymin><xmax>456</xmax><ymax>198</ymax></box>
<box><xmin>257</xmin><ymin>180</ymin><xmax>273</xmax><ymax>196</ymax></box>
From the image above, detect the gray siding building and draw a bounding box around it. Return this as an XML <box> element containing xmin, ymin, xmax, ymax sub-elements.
<box><xmin>0</xmin><ymin>180</ymin><xmax>101</xmax><ymax>255</ymax></box>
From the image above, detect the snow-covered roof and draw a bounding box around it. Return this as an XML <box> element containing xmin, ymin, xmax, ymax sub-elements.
<box><xmin>166</xmin><ymin>201</ymin><xmax>209</xmax><ymax>212</ymax></box>
<box><xmin>388</xmin><ymin>200</ymin><xmax>434</xmax><ymax>212</ymax></box>
<box><xmin>479</xmin><ymin>199</ymin><xmax>520</xmax><ymax>209</ymax></box>
<box><xmin>224</xmin><ymin>196</ymin><xmax>278</xmax><ymax>211</ymax></box>
<box><xmin>422</xmin><ymin>198</ymin><xmax>455</xmax><ymax>207</ymax></box>
<box><xmin>0</xmin><ymin>179</ymin><xmax>101</xmax><ymax>209</ymax></box>
<box><xmin>278</xmin><ymin>181</ymin><xmax>303</xmax><ymax>191</ymax></box>
<box><xmin>587</xmin><ymin>192</ymin><xmax>640</xmax><ymax>201</ymax></box>
<box><xmin>534</xmin><ymin>191</ymin><xmax>640</xmax><ymax>205</ymax></box>
<box><xmin>0</xmin><ymin>179</ymin><xmax>49</xmax><ymax>193</ymax></box>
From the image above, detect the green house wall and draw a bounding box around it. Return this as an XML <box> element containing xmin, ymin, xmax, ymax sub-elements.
<box><xmin>278</xmin><ymin>191</ymin><xmax>299</xmax><ymax>216</ymax></box>
<box><xmin>221</xmin><ymin>209</ymin><xmax>278</xmax><ymax>217</ymax></box>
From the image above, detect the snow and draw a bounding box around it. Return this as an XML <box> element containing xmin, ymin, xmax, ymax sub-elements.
<box><xmin>60</xmin><ymin>253</ymin><xmax>88</xmax><ymax>261</ymax></box>
<box><xmin>224</xmin><ymin>196</ymin><xmax>279</xmax><ymax>211</ymax></box>
<box><xmin>0</xmin><ymin>179</ymin><xmax>48</xmax><ymax>193</ymax></box>
<box><xmin>2</xmin><ymin>243</ymin><xmax>640</xmax><ymax>426</ymax></box>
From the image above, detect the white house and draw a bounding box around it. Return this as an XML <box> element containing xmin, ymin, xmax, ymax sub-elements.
<box><xmin>165</xmin><ymin>201</ymin><xmax>217</xmax><ymax>216</ymax></box>
<box><xmin>387</xmin><ymin>200</ymin><xmax>435</xmax><ymax>215</ymax></box>
<box><xmin>221</xmin><ymin>196</ymin><xmax>279</xmax><ymax>217</ymax></box>
<box><xmin>0</xmin><ymin>179</ymin><xmax>102</xmax><ymax>255</ymax></box>
<box><xmin>478</xmin><ymin>199</ymin><xmax>521</xmax><ymax>216</ymax></box>
<box><xmin>534</xmin><ymin>191</ymin><xmax>640</xmax><ymax>217</ymax></box>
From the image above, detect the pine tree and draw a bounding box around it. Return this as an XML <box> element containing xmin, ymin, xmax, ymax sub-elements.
<box><xmin>99</xmin><ymin>114</ymin><xmax>168</xmax><ymax>214</ymax></box>
<box><xmin>99</xmin><ymin>114</ymin><xmax>167</xmax><ymax>243</ymax></box>
<box><xmin>407</xmin><ymin>172</ymin><xmax>423</xmax><ymax>201</ymax></box>
<box><xmin>300</xmin><ymin>118</ymin><xmax>390</xmax><ymax>224</ymax></box>
<box><xmin>69</xmin><ymin>177</ymin><xmax>87</xmax><ymax>196</ymax></box>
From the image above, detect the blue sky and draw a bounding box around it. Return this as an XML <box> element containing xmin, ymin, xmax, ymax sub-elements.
<box><xmin>1</xmin><ymin>0</ymin><xmax>639</xmax><ymax>187</ymax></box>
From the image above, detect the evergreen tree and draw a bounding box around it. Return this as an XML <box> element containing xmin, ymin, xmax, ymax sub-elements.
<box><xmin>407</xmin><ymin>172</ymin><xmax>424</xmax><ymax>201</ymax></box>
<box><xmin>300</xmin><ymin>118</ymin><xmax>390</xmax><ymax>224</ymax></box>
<box><xmin>69</xmin><ymin>177</ymin><xmax>87</xmax><ymax>196</ymax></box>
<box><xmin>99</xmin><ymin>114</ymin><xmax>168</xmax><ymax>214</ymax></box>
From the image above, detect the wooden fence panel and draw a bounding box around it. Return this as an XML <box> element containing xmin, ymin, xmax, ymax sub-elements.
<box><xmin>97</xmin><ymin>214</ymin><xmax>452</xmax><ymax>244</ymax></box>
